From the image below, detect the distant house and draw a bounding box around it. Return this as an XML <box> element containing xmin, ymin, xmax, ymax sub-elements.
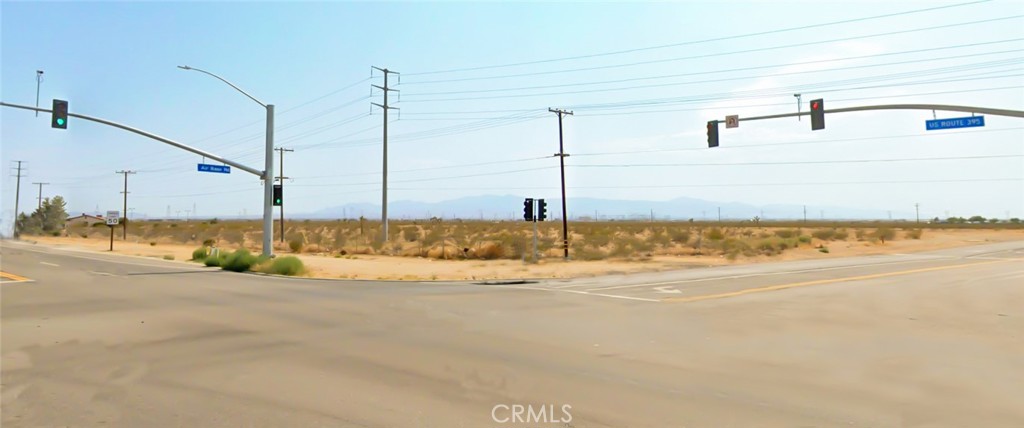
<box><xmin>66</xmin><ymin>213</ymin><xmax>105</xmax><ymax>227</ymax></box>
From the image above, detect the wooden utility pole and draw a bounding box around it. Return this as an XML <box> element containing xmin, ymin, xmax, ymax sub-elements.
<box><xmin>549</xmin><ymin>108</ymin><xmax>573</xmax><ymax>259</ymax></box>
<box><xmin>275</xmin><ymin>147</ymin><xmax>293</xmax><ymax>242</ymax></box>
<box><xmin>116</xmin><ymin>170</ymin><xmax>136</xmax><ymax>240</ymax></box>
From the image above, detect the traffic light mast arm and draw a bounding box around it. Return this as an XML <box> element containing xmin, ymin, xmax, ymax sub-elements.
<box><xmin>731</xmin><ymin>103</ymin><xmax>1024</xmax><ymax>123</ymax></box>
<box><xmin>1</xmin><ymin>101</ymin><xmax>264</xmax><ymax>178</ymax></box>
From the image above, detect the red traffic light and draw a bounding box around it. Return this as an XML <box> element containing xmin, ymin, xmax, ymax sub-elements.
<box><xmin>811</xmin><ymin>101</ymin><xmax>820</xmax><ymax>110</ymax></box>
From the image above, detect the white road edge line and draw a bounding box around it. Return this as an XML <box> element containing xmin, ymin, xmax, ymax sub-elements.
<box><xmin>496</xmin><ymin>285</ymin><xmax>660</xmax><ymax>302</ymax></box>
<box><xmin>40</xmin><ymin>262</ymin><xmax>59</xmax><ymax>267</ymax></box>
<box><xmin>575</xmin><ymin>257</ymin><xmax>965</xmax><ymax>292</ymax></box>
<box><xmin>5</xmin><ymin>243</ymin><xmax>199</xmax><ymax>271</ymax></box>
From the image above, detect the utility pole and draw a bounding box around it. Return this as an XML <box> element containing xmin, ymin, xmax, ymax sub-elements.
<box><xmin>11</xmin><ymin>161</ymin><xmax>25</xmax><ymax>237</ymax></box>
<box><xmin>915</xmin><ymin>203</ymin><xmax>920</xmax><ymax>224</ymax></box>
<box><xmin>275</xmin><ymin>147</ymin><xmax>293</xmax><ymax>242</ymax></box>
<box><xmin>718</xmin><ymin>207</ymin><xmax>721</xmax><ymax>222</ymax></box>
<box><xmin>549</xmin><ymin>108</ymin><xmax>573</xmax><ymax>259</ymax></box>
<box><xmin>32</xmin><ymin>182</ymin><xmax>49</xmax><ymax>210</ymax></box>
<box><xmin>803</xmin><ymin>205</ymin><xmax>807</xmax><ymax>223</ymax></box>
<box><xmin>372</xmin><ymin>66</ymin><xmax>400</xmax><ymax>243</ymax></box>
<box><xmin>35</xmin><ymin>71</ymin><xmax>44</xmax><ymax>117</ymax></box>
<box><xmin>116</xmin><ymin>170</ymin><xmax>136</xmax><ymax>240</ymax></box>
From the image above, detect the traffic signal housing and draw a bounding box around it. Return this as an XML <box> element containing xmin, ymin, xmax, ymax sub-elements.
<box><xmin>51</xmin><ymin>99</ymin><xmax>68</xmax><ymax>129</ymax></box>
<box><xmin>706</xmin><ymin>120</ymin><xmax>719</xmax><ymax>148</ymax></box>
<box><xmin>810</xmin><ymin>98</ymin><xmax>824</xmax><ymax>130</ymax></box>
<box><xmin>273</xmin><ymin>184</ymin><xmax>283</xmax><ymax>206</ymax></box>
<box><xmin>537</xmin><ymin>199</ymin><xmax>548</xmax><ymax>221</ymax></box>
<box><xmin>523</xmin><ymin>198</ymin><xmax>534</xmax><ymax>221</ymax></box>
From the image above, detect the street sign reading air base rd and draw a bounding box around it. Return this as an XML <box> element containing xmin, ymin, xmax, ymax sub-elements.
<box><xmin>926</xmin><ymin>116</ymin><xmax>985</xmax><ymax>131</ymax></box>
<box><xmin>197</xmin><ymin>163</ymin><xmax>231</xmax><ymax>174</ymax></box>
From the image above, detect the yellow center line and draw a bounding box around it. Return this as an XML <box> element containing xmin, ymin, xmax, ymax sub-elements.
<box><xmin>0</xmin><ymin>271</ymin><xmax>31</xmax><ymax>282</ymax></box>
<box><xmin>662</xmin><ymin>259</ymin><xmax>1020</xmax><ymax>304</ymax></box>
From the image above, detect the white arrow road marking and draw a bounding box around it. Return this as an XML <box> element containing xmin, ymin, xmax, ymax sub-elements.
<box><xmin>653</xmin><ymin>286</ymin><xmax>682</xmax><ymax>294</ymax></box>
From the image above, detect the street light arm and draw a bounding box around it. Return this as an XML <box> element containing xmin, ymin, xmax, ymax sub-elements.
<box><xmin>178</xmin><ymin>65</ymin><xmax>266</xmax><ymax>108</ymax></box>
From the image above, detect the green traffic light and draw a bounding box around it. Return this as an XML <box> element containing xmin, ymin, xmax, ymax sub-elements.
<box><xmin>56</xmin><ymin>118</ymin><xmax>65</xmax><ymax>126</ymax></box>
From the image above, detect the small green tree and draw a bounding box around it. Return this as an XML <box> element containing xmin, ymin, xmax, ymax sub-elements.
<box><xmin>968</xmin><ymin>215</ymin><xmax>987</xmax><ymax>223</ymax></box>
<box><xmin>17</xmin><ymin>196</ymin><xmax>69</xmax><ymax>236</ymax></box>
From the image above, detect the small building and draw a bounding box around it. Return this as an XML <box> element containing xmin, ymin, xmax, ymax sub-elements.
<box><xmin>66</xmin><ymin>213</ymin><xmax>105</xmax><ymax>227</ymax></box>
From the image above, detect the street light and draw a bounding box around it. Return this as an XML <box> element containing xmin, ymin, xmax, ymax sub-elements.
<box><xmin>178</xmin><ymin>65</ymin><xmax>275</xmax><ymax>257</ymax></box>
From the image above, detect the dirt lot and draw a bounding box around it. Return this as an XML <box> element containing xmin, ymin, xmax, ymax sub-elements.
<box><xmin>25</xmin><ymin>227</ymin><xmax>1024</xmax><ymax>280</ymax></box>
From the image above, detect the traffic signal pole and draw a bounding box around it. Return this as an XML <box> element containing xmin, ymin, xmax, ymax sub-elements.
<box><xmin>0</xmin><ymin>101</ymin><xmax>271</xmax><ymax>255</ymax></box>
<box><xmin>275</xmin><ymin>147</ymin><xmax>293</xmax><ymax>242</ymax></box>
<box><xmin>726</xmin><ymin>104</ymin><xmax>1024</xmax><ymax>125</ymax></box>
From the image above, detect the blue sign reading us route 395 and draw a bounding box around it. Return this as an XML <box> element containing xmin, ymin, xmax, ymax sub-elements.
<box><xmin>198</xmin><ymin>163</ymin><xmax>231</xmax><ymax>174</ymax></box>
<box><xmin>926</xmin><ymin>116</ymin><xmax>984</xmax><ymax>131</ymax></box>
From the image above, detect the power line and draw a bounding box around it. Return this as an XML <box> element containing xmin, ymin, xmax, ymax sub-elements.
<box><xmin>401</xmin><ymin>57</ymin><xmax>1024</xmax><ymax>103</ymax></box>
<box><xmin>403</xmin><ymin>14</ymin><xmax>1022</xmax><ymax>83</ymax></box>
<box><xmin>388</xmin><ymin>178</ymin><xmax>1022</xmax><ymax>191</ymax></box>
<box><xmin>405</xmin><ymin>44</ymin><xmax>1023</xmax><ymax>95</ymax></box>
<box><xmin>404</xmin><ymin>0</ymin><xmax>996</xmax><ymax>76</ymax></box>
<box><xmin>571</xmin><ymin>154</ymin><xmax>1023</xmax><ymax>168</ymax></box>
<box><xmin>572</xmin><ymin>127</ymin><xmax>1024</xmax><ymax>157</ymax></box>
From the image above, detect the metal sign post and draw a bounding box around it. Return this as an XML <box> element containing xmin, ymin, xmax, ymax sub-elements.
<box><xmin>106</xmin><ymin>211</ymin><xmax>120</xmax><ymax>251</ymax></box>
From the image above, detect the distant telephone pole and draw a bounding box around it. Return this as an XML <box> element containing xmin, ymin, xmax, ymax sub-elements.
<box><xmin>11</xmin><ymin>161</ymin><xmax>25</xmax><ymax>237</ymax></box>
<box><xmin>32</xmin><ymin>182</ymin><xmax>49</xmax><ymax>210</ymax></box>
<box><xmin>372</xmin><ymin>66</ymin><xmax>400</xmax><ymax>243</ymax></box>
<box><xmin>549</xmin><ymin>107</ymin><xmax>573</xmax><ymax>259</ymax></box>
<box><xmin>803</xmin><ymin>205</ymin><xmax>807</xmax><ymax>223</ymax></box>
<box><xmin>915</xmin><ymin>203</ymin><xmax>920</xmax><ymax>224</ymax></box>
<box><xmin>116</xmin><ymin>170</ymin><xmax>136</xmax><ymax>240</ymax></box>
<box><xmin>275</xmin><ymin>147</ymin><xmax>294</xmax><ymax>242</ymax></box>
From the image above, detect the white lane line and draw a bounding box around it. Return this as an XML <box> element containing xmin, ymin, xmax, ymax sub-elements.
<box><xmin>8</xmin><ymin>244</ymin><xmax>197</xmax><ymax>271</ymax></box>
<box><xmin>581</xmin><ymin>258</ymin><xmax>952</xmax><ymax>292</ymax></box>
<box><xmin>89</xmin><ymin>271</ymin><xmax>116</xmax><ymax>276</ymax></box>
<box><xmin>496</xmin><ymin>285</ymin><xmax>660</xmax><ymax>302</ymax></box>
<box><xmin>40</xmin><ymin>262</ymin><xmax>60</xmax><ymax>267</ymax></box>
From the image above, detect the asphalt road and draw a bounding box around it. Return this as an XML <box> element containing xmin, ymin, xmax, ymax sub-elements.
<box><xmin>2</xmin><ymin>240</ymin><xmax>1022</xmax><ymax>427</ymax></box>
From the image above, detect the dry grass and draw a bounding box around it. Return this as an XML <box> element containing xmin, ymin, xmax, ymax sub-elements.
<box><xmin>61</xmin><ymin>218</ymin><xmax>1022</xmax><ymax>263</ymax></box>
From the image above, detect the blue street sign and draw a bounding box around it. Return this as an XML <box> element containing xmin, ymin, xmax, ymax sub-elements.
<box><xmin>926</xmin><ymin>116</ymin><xmax>984</xmax><ymax>131</ymax></box>
<box><xmin>197</xmin><ymin>163</ymin><xmax>231</xmax><ymax>174</ymax></box>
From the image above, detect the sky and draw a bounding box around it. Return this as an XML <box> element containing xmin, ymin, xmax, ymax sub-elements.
<box><xmin>2</xmin><ymin>0</ymin><xmax>1022</xmax><ymax>230</ymax></box>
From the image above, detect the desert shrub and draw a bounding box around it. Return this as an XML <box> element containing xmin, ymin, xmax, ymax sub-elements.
<box><xmin>191</xmin><ymin>247</ymin><xmax>208</xmax><ymax>261</ymax></box>
<box><xmin>474</xmin><ymin>242</ymin><xmax>506</xmax><ymax>260</ymax></box>
<box><xmin>648</xmin><ymin>228</ymin><xmax>671</xmax><ymax>247</ymax></box>
<box><xmin>202</xmin><ymin>238</ymin><xmax>216</xmax><ymax>247</ymax></box>
<box><xmin>262</xmin><ymin>256</ymin><xmax>305</xmax><ymax>276</ymax></box>
<box><xmin>706</xmin><ymin>228</ymin><xmax>725</xmax><ymax>241</ymax></box>
<box><xmin>872</xmin><ymin>228</ymin><xmax>896</xmax><ymax>243</ymax></box>
<box><xmin>812</xmin><ymin>229</ymin><xmax>836</xmax><ymax>240</ymax></box>
<box><xmin>222</xmin><ymin>230</ymin><xmax>244</xmax><ymax>245</ymax></box>
<box><xmin>204</xmin><ymin>254</ymin><xmax>223</xmax><ymax>267</ymax></box>
<box><xmin>775</xmin><ymin>229</ymin><xmax>799</xmax><ymax>239</ymax></box>
<box><xmin>149</xmin><ymin>242</ymin><xmax>157</xmax><ymax>246</ymax></box>
<box><xmin>288</xmin><ymin>239</ymin><xmax>303</xmax><ymax>253</ymax></box>
<box><xmin>221</xmin><ymin>249</ymin><xmax>258</xmax><ymax>272</ymax></box>
<box><xmin>572</xmin><ymin>244</ymin><xmax>607</xmax><ymax>261</ymax></box>
<box><xmin>585</xmin><ymin>230</ymin><xmax>613</xmax><ymax>247</ymax></box>
<box><xmin>402</xmin><ymin>226</ymin><xmax>419</xmax><ymax>242</ymax></box>
<box><xmin>422</xmin><ymin>227</ymin><xmax>444</xmax><ymax>247</ymax></box>
<box><xmin>721</xmin><ymin>238</ymin><xmax>754</xmax><ymax>259</ymax></box>
<box><xmin>608</xmin><ymin>241</ymin><xmax>633</xmax><ymax>258</ymax></box>
<box><xmin>669</xmin><ymin>229</ymin><xmax>691</xmax><ymax>245</ymax></box>
<box><xmin>904</xmin><ymin>229</ymin><xmax>923</xmax><ymax>239</ymax></box>
<box><xmin>819</xmin><ymin>247</ymin><xmax>830</xmax><ymax>253</ymax></box>
<box><xmin>834</xmin><ymin>229</ymin><xmax>849</xmax><ymax>240</ymax></box>
<box><xmin>798</xmin><ymin>235</ymin><xmax>812</xmax><ymax>244</ymax></box>
<box><xmin>756</xmin><ymin>239</ymin><xmax>781</xmax><ymax>256</ymax></box>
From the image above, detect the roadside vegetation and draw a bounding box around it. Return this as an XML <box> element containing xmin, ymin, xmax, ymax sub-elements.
<box><xmin>55</xmin><ymin>216</ymin><xmax>1022</xmax><ymax>263</ymax></box>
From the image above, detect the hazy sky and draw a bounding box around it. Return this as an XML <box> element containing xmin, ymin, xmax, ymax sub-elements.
<box><xmin>2</xmin><ymin>0</ymin><xmax>1022</xmax><ymax>229</ymax></box>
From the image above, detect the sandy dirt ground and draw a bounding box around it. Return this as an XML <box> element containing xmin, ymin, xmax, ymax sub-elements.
<box><xmin>23</xmin><ymin>229</ymin><xmax>1024</xmax><ymax>280</ymax></box>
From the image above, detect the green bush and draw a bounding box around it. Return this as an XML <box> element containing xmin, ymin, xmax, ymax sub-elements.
<box><xmin>706</xmin><ymin>228</ymin><xmax>725</xmax><ymax>241</ymax></box>
<box><xmin>288</xmin><ymin>239</ymin><xmax>304</xmax><ymax>253</ymax></box>
<box><xmin>834</xmin><ymin>229</ymin><xmax>850</xmax><ymax>240</ymax></box>
<box><xmin>669</xmin><ymin>229</ymin><xmax>691</xmax><ymax>245</ymax></box>
<box><xmin>819</xmin><ymin>247</ymin><xmax>830</xmax><ymax>253</ymax></box>
<box><xmin>203</xmin><ymin>252</ymin><xmax>225</xmax><ymax>267</ymax></box>
<box><xmin>798</xmin><ymin>235</ymin><xmax>812</xmax><ymax>244</ymax></box>
<box><xmin>262</xmin><ymin>256</ymin><xmax>305</xmax><ymax>276</ymax></box>
<box><xmin>221</xmin><ymin>249</ymin><xmax>258</xmax><ymax>272</ymax></box>
<box><xmin>202</xmin><ymin>238</ymin><xmax>216</xmax><ymax>247</ymax></box>
<box><xmin>904</xmin><ymin>229</ymin><xmax>923</xmax><ymax>239</ymax></box>
<box><xmin>191</xmin><ymin>246</ymin><xmax>208</xmax><ymax>261</ymax></box>
<box><xmin>163</xmin><ymin>255</ymin><xmax>175</xmax><ymax>260</ymax></box>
